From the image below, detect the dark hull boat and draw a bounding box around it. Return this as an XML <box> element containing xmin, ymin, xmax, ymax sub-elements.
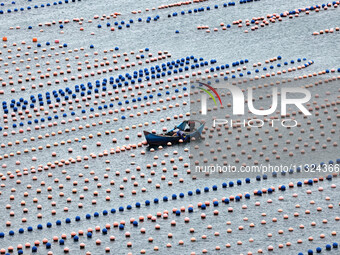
<box><xmin>143</xmin><ymin>120</ymin><xmax>205</xmax><ymax>146</ymax></box>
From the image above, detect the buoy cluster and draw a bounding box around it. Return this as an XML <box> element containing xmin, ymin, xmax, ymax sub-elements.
<box><xmin>0</xmin><ymin>171</ymin><xmax>339</xmax><ymax>254</ymax></box>
<box><xmin>198</xmin><ymin>2</ymin><xmax>340</xmax><ymax>33</ymax></box>
<box><xmin>0</xmin><ymin>43</ymin><xmax>183</xmax><ymax>94</ymax></box>
<box><xmin>1</xmin><ymin>0</ymin><xmax>340</xmax><ymax>254</ymax></box>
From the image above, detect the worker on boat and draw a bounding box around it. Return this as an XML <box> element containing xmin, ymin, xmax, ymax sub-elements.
<box><xmin>171</xmin><ymin>128</ymin><xmax>186</xmax><ymax>139</ymax></box>
<box><xmin>176</xmin><ymin>130</ymin><xmax>186</xmax><ymax>139</ymax></box>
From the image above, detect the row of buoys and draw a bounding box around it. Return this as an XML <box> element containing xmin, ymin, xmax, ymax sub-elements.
<box><xmin>156</xmin><ymin>1</ymin><xmax>194</xmax><ymax>11</ymax></box>
<box><xmin>132</xmin><ymin>0</ymin><xmax>214</xmax><ymax>14</ymax></box>
<box><xmin>313</xmin><ymin>27</ymin><xmax>340</xmax><ymax>35</ymax></box>
<box><xmin>0</xmin><ymin>2</ymin><xmax>18</xmax><ymax>6</ymax></box>
<box><xmin>0</xmin><ymin>0</ymin><xmax>82</xmax><ymax>15</ymax></box>
<box><xmin>168</xmin><ymin>2</ymin><xmax>237</xmax><ymax>18</ymax></box>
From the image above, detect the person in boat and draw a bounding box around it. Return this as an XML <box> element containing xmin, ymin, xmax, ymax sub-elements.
<box><xmin>176</xmin><ymin>130</ymin><xmax>186</xmax><ymax>139</ymax></box>
<box><xmin>171</xmin><ymin>129</ymin><xmax>186</xmax><ymax>139</ymax></box>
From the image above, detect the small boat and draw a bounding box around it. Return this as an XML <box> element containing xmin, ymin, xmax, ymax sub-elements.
<box><xmin>143</xmin><ymin>120</ymin><xmax>205</xmax><ymax>146</ymax></box>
